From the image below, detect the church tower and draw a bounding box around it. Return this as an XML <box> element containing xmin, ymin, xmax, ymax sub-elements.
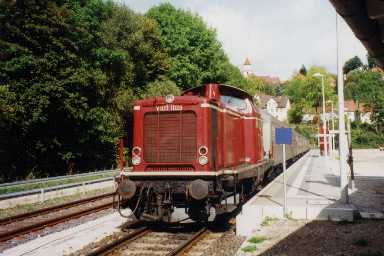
<box><xmin>242</xmin><ymin>57</ymin><xmax>253</xmax><ymax>77</ymax></box>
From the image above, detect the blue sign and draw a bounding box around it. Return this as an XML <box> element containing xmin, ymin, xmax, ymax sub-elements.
<box><xmin>276</xmin><ymin>128</ymin><xmax>292</xmax><ymax>145</ymax></box>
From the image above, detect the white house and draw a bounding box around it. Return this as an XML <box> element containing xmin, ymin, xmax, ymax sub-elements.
<box><xmin>255</xmin><ymin>94</ymin><xmax>291</xmax><ymax>122</ymax></box>
<box><xmin>302</xmin><ymin>100</ymin><xmax>372</xmax><ymax>124</ymax></box>
<box><xmin>344</xmin><ymin>100</ymin><xmax>372</xmax><ymax>123</ymax></box>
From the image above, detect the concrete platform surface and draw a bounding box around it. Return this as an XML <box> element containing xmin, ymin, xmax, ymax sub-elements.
<box><xmin>1</xmin><ymin>210</ymin><xmax>131</xmax><ymax>256</ymax></box>
<box><xmin>237</xmin><ymin>149</ymin><xmax>356</xmax><ymax>236</ymax></box>
<box><xmin>349</xmin><ymin>149</ymin><xmax>384</xmax><ymax>215</ymax></box>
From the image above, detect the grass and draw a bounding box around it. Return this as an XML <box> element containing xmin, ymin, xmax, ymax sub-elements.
<box><xmin>285</xmin><ymin>212</ymin><xmax>296</xmax><ymax>221</ymax></box>
<box><xmin>241</xmin><ymin>244</ymin><xmax>258</xmax><ymax>253</ymax></box>
<box><xmin>261</xmin><ymin>216</ymin><xmax>277</xmax><ymax>226</ymax></box>
<box><xmin>354</xmin><ymin>238</ymin><xmax>369</xmax><ymax>247</ymax></box>
<box><xmin>0</xmin><ymin>187</ymin><xmax>114</xmax><ymax>219</ymax></box>
<box><xmin>241</xmin><ymin>235</ymin><xmax>269</xmax><ymax>253</ymax></box>
<box><xmin>0</xmin><ymin>172</ymin><xmax>116</xmax><ymax>195</ymax></box>
<box><xmin>248</xmin><ymin>235</ymin><xmax>268</xmax><ymax>244</ymax></box>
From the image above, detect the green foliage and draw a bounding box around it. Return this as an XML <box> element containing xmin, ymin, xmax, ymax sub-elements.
<box><xmin>147</xmin><ymin>3</ymin><xmax>236</xmax><ymax>89</ymax></box>
<box><xmin>248</xmin><ymin>235</ymin><xmax>268</xmax><ymax>244</ymax></box>
<box><xmin>241</xmin><ymin>244</ymin><xmax>258</xmax><ymax>253</ymax></box>
<box><xmin>284</xmin><ymin>74</ymin><xmax>305</xmax><ymax>104</ymax></box>
<box><xmin>261</xmin><ymin>216</ymin><xmax>277</xmax><ymax>226</ymax></box>
<box><xmin>284</xmin><ymin>66</ymin><xmax>336</xmax><ymax>125</ymax></box>
<box><xmin>1</xmin><ymin>0</ymin><xmax>114</xmax><ymax>181</ymax></box>
<box><xmin>303</xmin><ymin>67</ymin><xmax>336</xmax><ymax>111</ymax></box>
<box><xmin>288</xmin><ymin>104</ymin><xmax>303</xmax><ymax>124</ymax></box>
<box><xmin>343</xmin><ymin>56</ymin><xmax>363</xmax><ymax>74</ymax></box>
<box><xmin>245</xmin><ymin>76</ymin><xmax>276</xmax><ymax>96</ymax></box>
<box><xmin>101</xmin><ymin>4</ymin><xmax>168</xmax><ymax>89</ymax></box>
<box><xmin>140</xmin><ymin>77</ymin><xmax>181</xmax><ymax>98</ymax></box>
<box><xmin>345</xmin><ymin>70</ymin><xmax>384</xmax><ymax>133</ymax></box>
<box><xmin>0</xmin><ymin>0</ymin><xmax>169</xmax><ymax>182</ymax></box>
<box><xmin>351</xmin><ymin>122</ymin><xmax>384</xmax><ymax>148</ymax></box>
<box><xmin>294</xmin><ymin>124</ymin><xmax>317</xmax><ymax>144</ymax></box>
<box><xmin>367</xmin><ymin>54</ymin><xmax>379</xmax><ymax>69</ymax></box>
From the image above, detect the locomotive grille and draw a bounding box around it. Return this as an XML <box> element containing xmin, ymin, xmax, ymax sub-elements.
<box><xmin>143</xmin><ymin>111</ymin><xmax>197</xmax><ymax>163</ymax></box>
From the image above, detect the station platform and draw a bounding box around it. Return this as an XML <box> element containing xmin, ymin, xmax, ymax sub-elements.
<box><xmin>237</xmin><ymin>149</ymin><xmax>356</xmax><ymax>236</ymax></box>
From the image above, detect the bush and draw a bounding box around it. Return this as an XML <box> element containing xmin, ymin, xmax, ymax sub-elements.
<box><xmin>288</xmin><ymin>105</ymin><xmax>303</xmax><ymax>124</ymax></box>
<box><xmin>351</xmin><ymin>123</ymin><xmax>384</xmax><ymax>148</ymax></box>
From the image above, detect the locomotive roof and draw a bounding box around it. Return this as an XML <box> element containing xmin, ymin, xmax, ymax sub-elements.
<box><xmin>182</xmin><ymin>84</ymin><xmax>254</xmax><ymax>102</ymax></box>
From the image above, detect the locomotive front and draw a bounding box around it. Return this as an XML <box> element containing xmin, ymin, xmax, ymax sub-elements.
<box><xmin>116</xmin><ymin>86</ymin><xmax>219</xmax><ymax>223</ymax></box>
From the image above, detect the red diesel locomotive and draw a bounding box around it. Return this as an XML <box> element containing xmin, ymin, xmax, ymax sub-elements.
<box><xmin>116</xmin><ymin>83</ymin><xmax>309</xmax><ymax>222</ymax></box>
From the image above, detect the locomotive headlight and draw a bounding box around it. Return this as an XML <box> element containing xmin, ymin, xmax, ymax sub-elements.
<box><xmin>132</xmin><ymin>156</ymin><xmax>141</xmax><ymax>165</ymax></box>
<box><xmin>132</xmin><ymin>146</ymin><xmax>141</xmax><ymax>156</ymax></box>
<box><xmin>198</xmin><ymin>155</ymin><xmax>208</xmax><ymax>165</ymax></box>
<box><xmin>198</xmin><ymin>146</ymin><xmax>208</xmax><ymax>156</ymax></box>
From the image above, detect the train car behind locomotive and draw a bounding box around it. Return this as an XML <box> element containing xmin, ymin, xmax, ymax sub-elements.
<box><xmin>116</xmin><ymin>83</ymin><xmax>272</xmax><ymax>222</ymax></box>
<box><xmin>261</xmin><ymin>110</ymin><xmax>309</xmax><ymax>166</ymax></box>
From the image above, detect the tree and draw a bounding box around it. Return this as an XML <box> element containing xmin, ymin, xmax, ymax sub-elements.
<box><xmin>303</xmin><ymin>67</ymin><xmax>335</xmax><ymax>112</ymax></box>
<box><xmin>101</xmin><ymin>4</ymin><xmax>168</xmax><ymax>90</ymax></box>
<box><xmin>0</xmin><ymin>1</ymin><xmax>172</xmax><ymax>181</ymax></box>
<box><xmin>367</xmin><ymin>54</ymin><xmax>379</xmax><ymax>69</ymax></box>
<box><xmin>299</xmin><ymin>65</ymin><xmax>307</xmax><ymax>76</ymax></box>
<box><xmin>140</xmin><ymin>77</ymin><xmax>181</xmax><ymax>98</ymax></box>
<box><xmin>345</xmin><ymin>70</ymin><xmax>384</xmax><ymax>133</ymax></box>
<box><xmin>147</xmin><ymin>3</ymin><xmax>234</xmax><ymax>88</ymax></box>
<box><xmin>284</xmin><ymin>74</ymin><xmax>305</xmax><ymax>104</ymax></box>
<box><xmin>284</xmin><ymin>66</ymin><xmax>335</xmax><ymax>114</ymax></box>
<box><xmin>0</xmin><ymin>0</ymin><xmax>121</xmax><ymax>181</ymax></box>
<box><xmin>288</xmin><ymin>104</ymin><xmax>304</xmax><ymax>124</ymax></box>
<box><xmin>245</xmin><ymin>76</ymin><xmax>275</xmax><ymax>96</ymax></box>
<box><xmin>343</xmin><ymin>56</ymin><xmax>363</xmax><ymax>74</ymax></box>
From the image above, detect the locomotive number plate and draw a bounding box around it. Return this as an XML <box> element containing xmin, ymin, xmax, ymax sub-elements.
<box><xmin>156</xmin><ymin>105</ymin><xmax>183</xmax><ymax>111</ymax></box>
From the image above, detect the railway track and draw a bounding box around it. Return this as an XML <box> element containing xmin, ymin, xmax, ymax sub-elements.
<box><xmin>85</xmin><ymin>225</ymin><xmax>210</xmax><ymax>256</ymax></box>
<box><xmin>0</xmin><ymin>192</ymin><xmax>115</xmax><ymax>242</ymax></box>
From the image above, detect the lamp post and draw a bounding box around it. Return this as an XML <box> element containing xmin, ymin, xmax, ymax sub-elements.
<box><xmin>313</xmin><ymin>73</ymin><xmax>328</xmax><ymax>158</ymax></box>
<box><xmin>327</xmin><ymin>100</ymin><xmax>335</xmax><ymax>156</ymax></box>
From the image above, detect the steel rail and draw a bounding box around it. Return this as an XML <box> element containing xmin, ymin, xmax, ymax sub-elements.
<box><xmin>0</xmin><ymin>201</ymin><xmax>114</xmax><ymax>242</ymax></box>
<box><xmin>85</xmin><ymin>226</ymin><xmax>150</xmax><ymax>256</ymax></box>
<box><xmin>166</xmin><ymin>227</ymin><xmax>209</xmax><ymax>256</ymax></box>
<box><xmin>0</xmin><ymin>192</ymin><xmax>115</xmax><ymax>225</ymax></box>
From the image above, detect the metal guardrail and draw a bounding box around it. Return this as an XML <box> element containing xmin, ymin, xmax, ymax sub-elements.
<box><xmin>0</xmin><ymin>169</ymin><xmax>119</xmax><ymax>188</ymax></box>
<box><xmin>0</xmin><ymin>177</ymin><xmax>115</xmax><ymax>201</ymax></box>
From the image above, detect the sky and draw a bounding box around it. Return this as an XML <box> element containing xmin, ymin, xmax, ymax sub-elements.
<box><xmin>122</xmin><ymin>0</ymin><xmax>367</xmax><ymax>80</ymax></box>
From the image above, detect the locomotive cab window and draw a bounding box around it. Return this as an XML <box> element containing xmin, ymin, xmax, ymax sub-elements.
<box><xmin>220</xmin><ymin>95</ymin><xmax>253</xmax><ymax>113</ymax></box>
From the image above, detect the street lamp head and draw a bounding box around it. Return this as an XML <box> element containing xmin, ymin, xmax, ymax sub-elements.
<box><xmin>313</xmin><ymin>73</ymin><xmax>324</xmax><ymax>78</ymax></box>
